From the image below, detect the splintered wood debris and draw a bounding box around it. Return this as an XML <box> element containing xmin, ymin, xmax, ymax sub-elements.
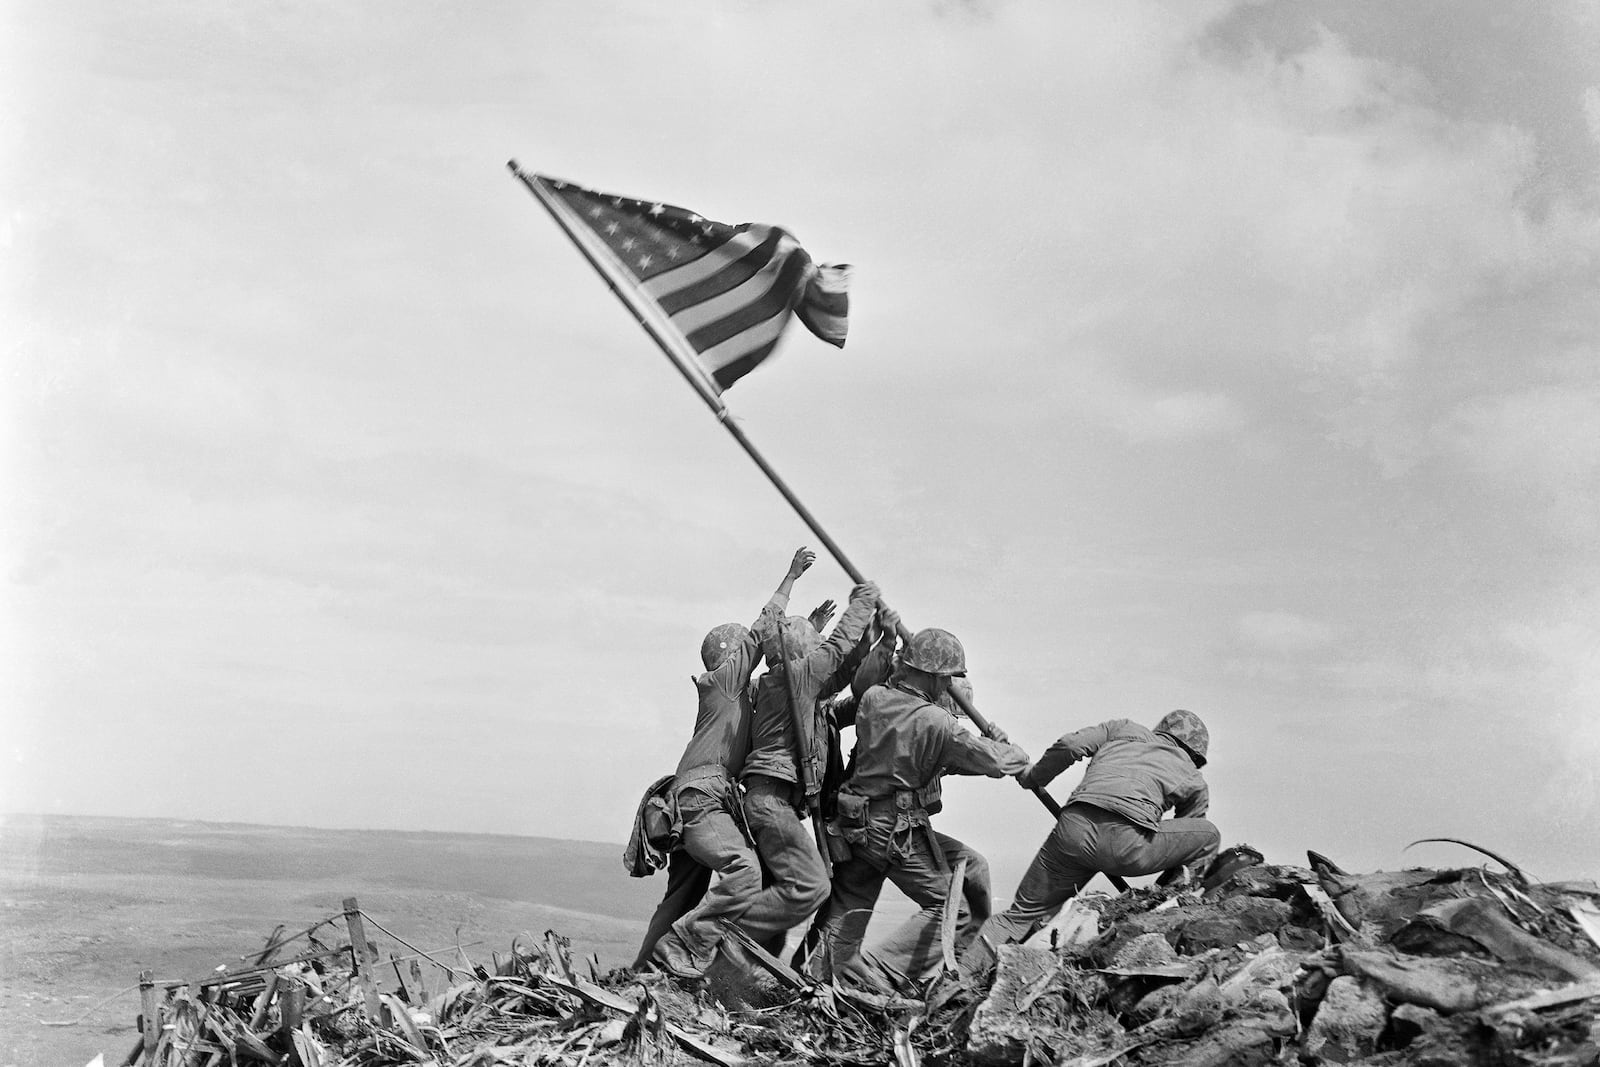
<box><xmin>115</xmin><ymin>848</ymin><xmax>1600</xmax><ymax>1067</ymax></box>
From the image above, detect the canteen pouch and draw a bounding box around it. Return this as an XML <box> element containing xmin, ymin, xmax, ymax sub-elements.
<box><xmin>823</xmin><ymin>820</ymin><xmax>854</xmax><ymax>863</ymax></box>
<box><xmin>834</xmin><ymin>791</ymin><xmax>870</xmax><ymax>846</ymax></box>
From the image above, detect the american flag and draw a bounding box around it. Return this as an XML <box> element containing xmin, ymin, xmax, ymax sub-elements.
<box><xmin>529</xmin><ymin>174</ymin><xmax>849</xmax><ymax>394</ymax></box>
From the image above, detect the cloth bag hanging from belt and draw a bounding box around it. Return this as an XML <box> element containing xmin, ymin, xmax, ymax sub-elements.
<box><xmin>622</xmin><ymin>773</ymin><xmax>679</xmax><ymax>878</ymax></box>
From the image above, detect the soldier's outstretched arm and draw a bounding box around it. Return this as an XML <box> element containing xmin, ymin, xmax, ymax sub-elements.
<box><xmin>806</xmin><ymin>598</ymin><xmax>837</xmax><ymax>633</ymax></box>
<box><xmin>944</xmin><ymin>728</ymin><xmax>1030</xmax><ymax>778</ymax></box>
<box><xmin>750</xmin><ymin>547</ymin><xmax>816</xmax><ymax>631</ymax></box>
<box><xmin>1018</xmin><ymin>720</ymin><xmax>1122</xmax><ymax>789</ymax></box>
<box><xmin>775</xmin><ymin>547</ymin><xmax>815</xmax><ymax>599</ymax></box>
<box><xmin>818</xmin><ymin>582</ymin><xmax>879</xmax><ymax>653</ymax></box>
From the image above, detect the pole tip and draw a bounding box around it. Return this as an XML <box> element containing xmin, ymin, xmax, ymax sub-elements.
<box><xmin>506</xmin><ymin>159</ymin><xmax>522</xmax><ymax>175</ymax></box>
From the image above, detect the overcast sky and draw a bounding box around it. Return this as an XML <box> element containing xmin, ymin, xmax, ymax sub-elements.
<box><xmin>5</xmin><ymin>0</ymin><xmax>1599</xmax><ymax>896</ymax></box>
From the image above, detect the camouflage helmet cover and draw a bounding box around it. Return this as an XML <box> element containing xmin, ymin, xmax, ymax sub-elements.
<box><xmin>700</xmin><ymin>623</ymin><xmax>750</xmax><ymax>671</ymax></box>
<box><xmin>901</xmin><ymin>627</ymin><xmax>967</xmax><ymax>677</ymax></box>
<box><xmin>1154</xmin><ymin>709</ymin><xmax>1210</xmax><ymax>765</ymax></box>
<box><xmin>781</xmin><ymin>616</ymin><xmax>822</xmax><ymax>662</ymax></box>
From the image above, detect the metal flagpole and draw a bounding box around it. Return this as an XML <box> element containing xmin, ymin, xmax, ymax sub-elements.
<box><xmin>509</xmin><ymin>162</ymin><xmax>1086</xmax><ymax>835</ymax></box>
<box><xmin>717</xmin><ymin>419</ymin><xmax>1112</xmax><ymax>882</ymax></box>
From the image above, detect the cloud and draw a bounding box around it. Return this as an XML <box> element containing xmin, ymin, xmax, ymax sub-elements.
<box><xmin>8</xmin><ymin>0</ymin><xmax>1600</xmax><ymax>877</ymax></box>
<box><xmin>1436</xmin><ymin>388</ymin><xmax>1600</xmax><ymax>542</ymax></box>
<box><xmin>1117</xmin><ymin>390</ymin><xmax>1246</xmax><ymax>442</ymax></box>
<box><xmin>1499</xmin><ymin>603</ymin><xmax>1600</xmax><ymax>843</ymax></box>
<box><xmin>780</xmin><ymin>4</ymin><xmax>1600</xmax><ymax>494</ymax></box>
<box><xmin>1238</xmin><ymin>610</ymin><xmax>1338</xmax><ymax>653</ymax></box>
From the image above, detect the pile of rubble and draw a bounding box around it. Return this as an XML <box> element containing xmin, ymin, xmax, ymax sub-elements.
<box><xmin>963</xmin><ymin>845</ymin><xmax>1600</xmax><ymax>1065</ymax></box>
<box><xmin>118</xmin><ymin>847</ymin><xmax>1600</xmax><ymax>1066</ymax></box>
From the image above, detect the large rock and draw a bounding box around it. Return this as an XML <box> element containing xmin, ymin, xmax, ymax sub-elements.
<box><xmin>1104</xmin><ymin>932</ymin><xmax>1200</xmax><ymax>979</ymax></box>
<box><xmin>1141</xmin><ymin>1021</ymin><xmax>1280</xmax><ymax>1067</ymax></box>
<box><xmin>967</xmin><ymin>944</ymin><xmax>1062</xmax><ymax>1064</ymax></box>
<box><xmin>1170</xmin><ymin>976</ymin><xmax>1224</xmax><ymax>1037</ymax></box>
<box><xmin>1203</xmin><ymin>862</ymin><xmax>1315</xmax><ymax>903</ymax></box>
<box><xmin>1395</xmin><ymin>897</ymin><xmax>1600</xmax><ymax>983</ymax></box>
<box><xmin>967</xmin><ymin>943</ymin><xmax>1122</xmax><ymax>1065</ymax></box>
<box><xmin>1387</xmin><ymin>1001</ymin><xmax>1443</xmax><ymax>1049</ymax></box>
<box><xmin>1092</xmin><ymin>897</ymin><xmax>1300</xmax><ymax>963</ymax></box>
<box><xmin>1338</xmin><ymin>948</ymin><xmax>1483</xmax><ymax>1014</ymax></box>
<box><xmin>1102</xmin><ymin>932</ymin><xmax>1205</xmax><ymax>1018</ymax></box>
<box><xmin>1022</xmin><ymin>897</ymin><xmax>1101</xmax><ymax>955</ymax></box>
<box><xmin>1307</xmin><ymin>855</ymin><xmax>1484</xmax><ymax>940</ymax></box>
<box><xmin>1175</xmin><ymin>897</ymin><xmax>1297</xmax><ymax>954</ymax></box>
<box><xmin>1217</xmin><ymin>944</ymin><xmax>1301</xmax><ymax>1013</ymax></box>
<box><xmin>1304</xmin><ymin>975</ymin><xmax>1387</xmax><ymax>1060</ymax></box>
<box><xmin>1215</xmin><ymin>942</ymin><xmax>1303</xmax><ymax>1037</ymax></box>
<box><xmin>1129</xmin><ymin>983</ymin><xmax>1186</xmax><ymax>1028</ymax></box>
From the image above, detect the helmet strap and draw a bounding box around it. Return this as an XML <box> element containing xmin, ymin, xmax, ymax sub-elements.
<box><xmin>892</xmin><ymin>667</ymin><xmax>942</xmax><ymax>703</ymax></box>
<box><xmin>1158</xmin><ymin>731</ymin><xmax>1205</xmax><ymax>768</ymax></box>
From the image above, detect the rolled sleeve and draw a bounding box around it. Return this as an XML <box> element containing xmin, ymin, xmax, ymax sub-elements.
<box><xmin>755</xmin><ymin>588</ymin><xmax>791</xmax><ymax>623</ymax></box>
<box><xmin>753</xmin><ymin>603</ymin><xmax>785</xmax><ymax>642</ymax></box>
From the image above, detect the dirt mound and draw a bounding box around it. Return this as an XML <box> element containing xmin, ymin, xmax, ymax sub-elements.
<box><xmin>117</xmin><ymin>848</ymin><xmax>1600</xmax><ymax>1066</ymax></box>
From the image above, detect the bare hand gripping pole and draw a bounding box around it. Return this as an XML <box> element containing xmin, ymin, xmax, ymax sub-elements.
<box><xmin>510</xmin><ymin>163</ymin><xmax>1135</xmax><ymax>890</ymax></box>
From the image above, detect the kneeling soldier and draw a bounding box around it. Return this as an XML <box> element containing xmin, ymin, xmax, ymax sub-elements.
<box><xmin>963</xmin><ymin>709</ymin><xmax>1220</xmax><ymax>975</ymax></box>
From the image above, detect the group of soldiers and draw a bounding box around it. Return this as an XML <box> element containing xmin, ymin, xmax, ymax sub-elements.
<box><xmin>626</xmin><ymin>547</ymin><xmax>1222</xmax><ymax>988</ymax></box>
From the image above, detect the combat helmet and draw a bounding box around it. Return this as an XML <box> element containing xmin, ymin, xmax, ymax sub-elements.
<box><xmin>700</xmin><ymin>623</ymin><xmax>750</xmax><ymax>671</ymax></box>
<box><xmin>1154</xmin><ymin>709</ymin><xmax>1209</xmax><ymax>767</ymax></box>
<box><xmin>780</xmin><ymin>616</ymin><xmax>822</xmax><ymax>662</ymax></box>
<box><xmin>901</xmin><ymin>628</ymin><xmax>967</xmax><ymax>677</ymax></box>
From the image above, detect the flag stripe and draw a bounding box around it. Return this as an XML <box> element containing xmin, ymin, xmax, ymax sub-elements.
<box><xmin>529</xmin><ymin>173</ymin><xmax>848</xmax><ymax>395</ymax></box>
<box><xmin>668</xmin><ymin>239</ymin><xmax>803</xmax><ymax>337</ymax></box>
<box><xmin>794</xmin><ymin>263</ymin><xmax>851</xmax><ymax>348</ymax></box>
<box><xmin>697</xmin><ymin>315</ymin><xmax>790</xmax><ymax>381</ymax></box>
<box><xmin>641</xmin><ymin>228</ymin><xmax>771</xmax><ymax>301</ymax></box>
<box><xmin>652</xmin><ymin>228</ymin><xmax>784</xmax><ymax>315</ymax></box>
<box><xmin>710</xmin><ymin>347</ymin><xmax>774</xmax><ymax>391</ymax></box>
<box><xmin>683</xmin><ymin>251</ymin><xmax>809</xmax><ymax>354</ymax></box>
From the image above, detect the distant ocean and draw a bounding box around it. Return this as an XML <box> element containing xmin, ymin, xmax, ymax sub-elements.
<box><xmin>0</xmin><ymin>812</ymin><xmax>659</xmax><ymax>1067</ymax></box>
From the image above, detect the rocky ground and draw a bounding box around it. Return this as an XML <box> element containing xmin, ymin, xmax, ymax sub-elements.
<box><xmin>106</xmin><ymin>843</ymin><xmax>1600</xmax><ymax>1066</ymax></box>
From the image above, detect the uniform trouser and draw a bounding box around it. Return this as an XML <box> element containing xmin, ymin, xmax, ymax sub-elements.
<box><xmin>735</xmin><ymin>775</ymin><xmax>830</xmax><ymax>948</ymax></box>
<box><xmin>633</xmin><ymin>850</ymin><xmax>712</xmax><ymax>969</ymax></box>
<box><xmin>808</xmin><ymin>815</ymin><xmax>983</xmax><ymax>982</ymax></box>
<box><xmin>871</xmin><ymin>835</ymin><xmax>991</xmax><ymax>975</ymax></box>
<box><xmin>662</xmin><ymin>781</ymin><xmax>769</xmax><ymax>961</ymax></box>
<box><xmin>969</xmin><ymin>803</ymin><xmax>1219</xmax><ymax>969</ymax></box>
<box><xmin>795</xmin><ymin>836</ymin><xmax>991</xmax><ymax>976</ymax></box>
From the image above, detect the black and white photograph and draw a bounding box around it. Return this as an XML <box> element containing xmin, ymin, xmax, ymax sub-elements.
<box><xmin>5</xmin><ymin>2</ymin><xmax>1599</xmax><ymax>1064</ymax></box>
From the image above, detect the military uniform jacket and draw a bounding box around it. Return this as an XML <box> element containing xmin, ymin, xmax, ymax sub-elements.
<box><xmin>673</xmin><ymin>588</ymin><xmax>791</xmax><ymax>788</ymax></box>
<box><xmin>741</xmin><ymin>595</ymin><xmax>876</xmax><ymax>794</ymax></box>
<box><xmin>843</xmin><ymin>682</ymin><xmax>1030</xmax><ymax>813</ymax></box>
<box><xmin>1020</xmin><ymin>718</ymin><xmax>1209</xmax><ymax>831</ymax></box>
